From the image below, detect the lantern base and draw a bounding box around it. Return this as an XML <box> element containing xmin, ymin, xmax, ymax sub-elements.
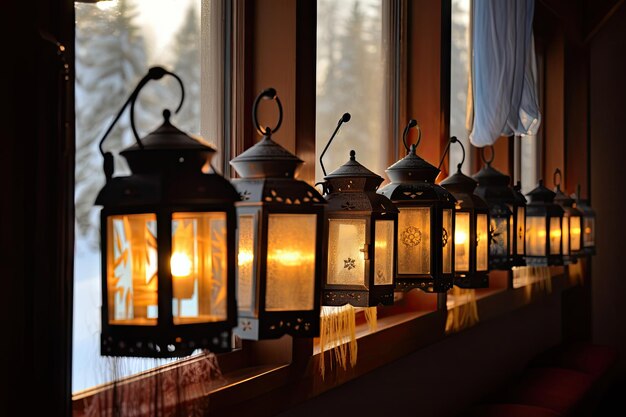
<box><xmin>322</xmin><ymin>288</ymin><xmax>394</xmax><ymax>307</ymax></box>
<box><xmin>234</xmin><ymin>311</ymin><xmax>320</xmax><ymax>340</ymax></box>
<box><xmin>510</xmin><ymin>255</ymin><xmax>527</xmax><ymax>267</ymax></box>
<box><xmin>563</xmin><ymin>255</ymin><xmax>579</xmax><ymax>265</ymax></box>
<box><xmin>101</xmin><ymin>327</ymin><xmax>233</xmax><ymax>358</ymax></box>
<box><xmin>454</xmin><ymin>273</ymin><xmax>489</xmax><ymax>289</ymax></box>
<box><xmin>524</xmin><ymin>255</ymin><xmax>564</xmax><ymax>267</ymax></box>
<box><xmin>395</xmin><ymin>276</ymin><xmax>454</xmax><ymax>293</ymax></box>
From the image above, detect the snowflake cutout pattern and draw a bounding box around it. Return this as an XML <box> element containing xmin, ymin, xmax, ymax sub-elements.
<box><xmin>401</xmin><ymin>226</ymin><xmax>422</xmax><ymax>247</ymax></box>
<box><xmin>239</xmin><ymin>190</ymin><xmax>251</xmax><ymax>201</ymax></box>
<box><xmin>344</xmin><ymin>257</ymin><xmax>356</xmax><ymax>270</ymax></box>
<box><xmin>341</xmin><ymin>201</ymin><xmax>356</xmax><ymax>210</ymax></box>
<box><xmin>241</xmin><ymin>320</ymin><xmax>252</xmax><ymax>331</ymax></box>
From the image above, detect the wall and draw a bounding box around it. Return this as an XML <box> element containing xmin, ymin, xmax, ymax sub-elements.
<box><xmin>590</xmin><ymin>3</ymin><xmax>626</xmax><ymax>372</ymax></box>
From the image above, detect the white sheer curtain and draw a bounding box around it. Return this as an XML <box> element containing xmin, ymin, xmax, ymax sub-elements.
<box><xmin>468</xmin><ymin>0</ymin><xmax>541</xmax><ymax>147</ymax></box>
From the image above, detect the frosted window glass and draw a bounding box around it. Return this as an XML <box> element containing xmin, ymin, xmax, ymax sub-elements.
<box><xmin>570</xmin><ymin>216</ymin><xmax>581</xmax><ymax>252</ymax></box>
<box><xmin>374</xmin><ymin>220</ymin><xmax>394</xmax><ymax>285</ymax></box>
<box><xmin>527</xmin><ymin>216</ymin><xmax>546</xmax><ymax>256</ymax></box>
<box><xmin>171</xmin><ymin>212</ymin><xmax>227</xmax><ymax>324</ymax></box>
<box><xmin>549</xmin><ymin>217</ymin><xmax>562</xmax><ymax>255</ymax></box>
<box><xmin>490</xmin><ymin>217</ymin><xmax>508</xmax><ymax>257</ymax></box>
<box><xmin>562</xmin><ymin>217</ymin><xmax>569</xmax><ymax>256</ymax></box>
<box><xmin>266</xmin><ymin>214</ymin><xmax>317</xmax><ymax>311</ymax></box>
<box><xmin>328</xmin><ymin>219</ymin><xmax>367</xmax><ymax>285</ymax></box>
<box><xmin>443</xmin><ymin>209</ymin><xmax>453</xmax><ymax>273</ymax></box>
<box><xmin>517</xmin><ymin>207</ymin><xmax>525</xmax><ymax>255</ymax></box>
<box><xmin>455</xmin><ymin>212</ymin><xmax>470</xmax><ymax>271</ymax></box>
<box><xmin>398</xmin><ymin>207</ymin><xmax>431</xmax><ymax>274</ymax></box>
<box><xmin>477</xmin><ymin>214</ymin><xmax>489</xmax><ymax>271</ymax></box>
<box><xmin>237</xmin><ymin>215</ymin><xmax>255</xmax><ymax>313</ymax></box>
<box><xmin>107</xmin><ymin>213</ymin><xmax>158</xmax><ymax>325</ymax></box>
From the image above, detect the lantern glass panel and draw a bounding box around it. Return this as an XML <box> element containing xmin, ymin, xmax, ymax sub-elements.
<box><xmin>584</xmin><ymin>217</ymin><xmax>595</xmax><ymax>247</ymax></box>
<box><xmin>171</xmin><ymin>212</ymin><xmax>227</xmax><ymax>324</ymax></box>
<box><xmin>237</xmin><ymin>214</ymin><xmax>256</xmax><ymax>313</ymax></box>
<box><xmin>328</xmin><ymin>218</ymin><xmax>367</xmax><ymax>285</ymax></box>
<box><xmin>549</xmin><ymin>217</ymin><xmax>562</xmax><ymax>255</ymax></box>
<box><xmin>374</xmin><ymin>220</ymin><xmax>394</xmax><ymax>285</ymax></box>
<box><xmin>442</xmin><ymin>209</ymin><xmax>453</xmax><ymax>273</ymax></box>
<box><xmin>562</xmin><ymin>216</ymin><xmax>570</xmax><ymax>255</ymax></box>
<box><xmin>517</xmin><ymin>207</ymin><xmax>525</xmax><ymax>255</ymax></box>
<box><xmin>477</xmin><ymin>213</ymin><xmax>489</xmax><ymax>271</ymax></box>
<box><xmin>398</xmin><ymin>207</ymin><xmax>431</xmax><ymax>275</ymax></box>
<box><xmin>527</xmin><ymin>215</ymin><xmax>546</xmax><ymax>256</ymax></box>
<box><xmin>107</xmin><ymin>213</ymin><xmax>158</xmax><ymax>325</ymax></box>
<box><xmin>455</xmin><ymin>211</ymin><xmax>470</xmax><ymax>272</ymax></box>
<box><xmin>490</xmin><ymin>217</ymin><xmax>508</xmax><ymax>257</ymax></box>
<box><xmin>266</xmin><ymin>214</ymin><xmax>317</xmax><ymax>311</ymax></box>
<box><xmin>509</xmin><ymin>214</ymin><xmax>514</xmax><ymax>255</ymax></box>
<box><xmin>570</xmin><ymin>216</ymin><xmax>581</xmax><ymax>252</ymax></box>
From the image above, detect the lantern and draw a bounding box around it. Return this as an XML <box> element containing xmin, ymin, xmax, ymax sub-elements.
<box><xmin>95</xmin><ymin>67</ymin><xmax>239</xmax><ymax>357</ymax></box>
<box><xmin>230</xmin><ymin>89</ymin><xmax>326</xmax><ymax>340</ymax></box>
<box><xmin>319</xmin><ymin>114</ymin><xmax>398</xmax><ymax>306</ymax></box>
<box><xmin>571</xmin><ymin>185</ymin><xmax>596</xmax><ymax>256</ymax></box>
<box><xmin>524</xmin><ymin>179</ymin><xmax>564</xmax><ymax>266</ymax></box>
<box><xmin>552</xmin><ymin>169</ymin><xmax>584</xmax><ymax>264</ymax></box>
<box><xmin>473</xmin><ymin>146</ymin><xmax>526</xmax><ymax>269</ymax></box>
<box><xmin>440</xmin><ymin>138</ymin><xmax>490</xmax><ymax>288</ymax></box>
<box><xmin>378</xmin><ymin>120</ymin><xmax>455</xmax><ymax>292</ymax></box>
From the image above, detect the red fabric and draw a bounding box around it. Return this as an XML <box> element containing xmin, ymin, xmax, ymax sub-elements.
<box><xmin>494</xmin><ymin>367</ymin><xmax>594</xmax><ymax>414</ymax></box>
<box><xmin>464</xmin><ymin>403</ymin><xmax>562</xmax><ymax>417</ymax></box>
<box><xmin>530</xmin><ymin>343</ymin><xmax>618</xmax><ymax>379</ymax></box>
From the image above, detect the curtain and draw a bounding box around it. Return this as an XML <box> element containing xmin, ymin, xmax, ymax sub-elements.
<box><xmin>468</xmin><ymin>0</ymin><xmax>541</xmax><ymax>147</ymax></box>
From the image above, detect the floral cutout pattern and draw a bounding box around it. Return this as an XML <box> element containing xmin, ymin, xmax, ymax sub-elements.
<box><xmin>401</xmin><ymin>225</ymin><xmax>422</xmax><ymax>247</ymax></box>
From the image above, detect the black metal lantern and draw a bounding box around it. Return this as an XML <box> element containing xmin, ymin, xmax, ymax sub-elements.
<box><xmin>378</xmin><ymin>120</ymin><xmax>455</xmax><ymax>293</ymax></box>
<box><xmin>440</xmin><ymin>138</ymin><xmax>490</xmax><ymax>288</ymax></box>
<box><xmin>473</xmin><ymin>146</ymin><xmax>526</xmax><ymax>269</ymax></box>
<box><xmin>319</xmin><ymin>113</ymin><xmax>398</xmax><ymax>307</ymax></box>
<box><xmin>571</xmin><ymin>185</ymin><xmax>596</xmax><ymax>256</ymax></box>
<box><xmin>230</xmin><ymin>89</ymin><xmax>326</xmax><ymax>340</ymax></box>
<box><xmin>95</xmin><ymin>67</ymin><xmax>239</xmax><ymax>357</ymax></box>
<box><xmin>552</xmin><ymin>169</ymin><xmax>584</xmax><ymax>264</ymax></box>
<box><xmin>524</xmin><ymin>179</ymin><xmax>564</xmax><ymax>266</ymax></box>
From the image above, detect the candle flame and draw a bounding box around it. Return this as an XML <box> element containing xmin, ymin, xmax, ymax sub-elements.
<box><xmin>170</xmin><ymin>252</ymin><xmax>192</xmax><ymax>277</ymax></box>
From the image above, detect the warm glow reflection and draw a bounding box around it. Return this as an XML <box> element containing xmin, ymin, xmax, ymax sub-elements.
<box><xmin>170</xmin><ymin>252</ymin><xmax>192</xmax><ymax>277</ymax></box>
<box><xmin>550</xmin><ymin>229</ymin><xmax>561</xmax><ymax>238</ymax></box>
<box><xmin>572</xmin><ymin>228</ymin><xmax>581</xmax><ymax>235</ymax></box>
<box><xmin>375</xmin><ymin>240</ymin><xmax>387</xmax><ymax>249</ymax></box>
<box><xmin>538</xmin><ymin>230</ymin><xmax>546</xmax><ymax>238</ymax></box>
<box><xmin>96</xmin><ymin>0</ymin><xmax>118</xmax><ymax>11</ymax></box>
<box><xmin>455</xmin><ymin>230</ymin><xmax>468</xmax><ymax>245</ymax></box>
<box><xmin>238</xmin><ymin>250</ymin><xmax>254</xmax><ymax>266</ymax></box>
<box><xmin>268</xmin><ymin>249</ymin><xmax>314</xmax><ymax>267</ymax></box>
<box><xmin>585</xmin><ymin>227</ymin><xmax>591</xmax><ymax>234</ymax></box>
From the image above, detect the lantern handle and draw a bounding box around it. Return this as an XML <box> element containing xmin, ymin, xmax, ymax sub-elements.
<box><xmin>553</xmin><ymin>168</ymin><xmax>562</xmax><ymax>189</ymax></box>
<box><xmin>319</xmin><ymin>112</ymin><xmax>351</xmax><ymax>177</ymax></box>
<box><xmin>437</xmin><ymin>136</ymin><xmax>465</xmax><ymax>172</ymax></box>
<box><xmin>252</xmin><ymin>88</ymin><xmax>283</xmax><ymax>136</ymax></box>
<box><xmin>98</xmin><ymin>66</ymin><xmax>185</xmax><ymax>180</ymax></box>
<box><xmin>402</xmin><ymin>119</ymin><xmax>420</xmax><ymax>153</ymax></box>
<box><xmin>480</xmin><ymin>145</ymin><xmax>495</xmax><ymax>165</ymax></box>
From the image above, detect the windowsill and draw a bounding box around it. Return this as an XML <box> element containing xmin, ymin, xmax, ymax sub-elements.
<box><xmin>72</xmin><ymin>265</ymin><xmax>582</xmax><ymax>416</ymax></box>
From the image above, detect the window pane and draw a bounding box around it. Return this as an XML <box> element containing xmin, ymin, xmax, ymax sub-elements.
<box><xmin>74</xmin><ymin>0</ymin><xmax>205</xmax><ymax>393</ymax></box>
<box><xmin>266</xmin><ymin>214</ymin><xmax>317</xmax><ymax>311</ymax></box>
<box><xmin>107</xmin><ymin>213</ymin><xmax>158</xmax><ymax>325</ymax></box>
<box><xmin>327</xmin><ymin>219</ymin><xmax>367</xmax><ymax>286</ymax></box>
<box><xmin>237</xmin><ymin>215</ymin><xmax>256</xmax><ymax>313</ymax></box>
<box><xmin>171</xmin><ymin>212</ymin><xmax>227</xmax><ymax>324</ymax></box>
<box><xmin>316</xmin><ymin>0</ymin><xmax>387</xmax><ymax>182</ymax></box>
<box><xmin>374</xmin><ymin>220</ymin><xmax>394</xmax><ymax>285</ymax></box>
<box><xmin>449</xmin><ymin>0</ymin><xmax>472</xmax><ymax>174</ymax></box>
<box><xmin>398</xmin><ymin>207</ymin><xmax>431</xmax><ymax>275</ymax></box>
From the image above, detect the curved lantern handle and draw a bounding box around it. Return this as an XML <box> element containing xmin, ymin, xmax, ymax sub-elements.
<box><xmin>98</xmin><ymin>66</ymin><xmax>185</xmax><ymax>180</ymax></box>
<box><xmin>437</xmin><ymin>136</ymin><xmax>465</xmax><ymax>172</ymax></box>
<box><xmin>553</xmin><ymin>168</ymin><xmax>562</xmax><ymax>189</ymax></box>
<box><xmin>319</xmin><ymin>112</ymin><xmax>351</xmax><ymax>178</ymax></box>
<box><xmin>252</xmin><ymin>88</ymin><xmax>283</xmax><ymax>136</ymax></box>
<box><xmin>402</xmin><ymin>119</ymin><xmax>420</xmax><ymax>153</ymax></box>
<box><xmin>480</xmin><ymin>145</ymin><xmax>495</xmax><ymax>165</ymax></box>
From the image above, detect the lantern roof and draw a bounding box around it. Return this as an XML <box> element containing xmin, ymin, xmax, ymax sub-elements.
<box><xmin>120</xmin><ymin>110</ymin><xmax>216</xmax><ymax>174</ymax></box>
<box><xmin>440</xmin><ymin>169</ymin><xmax>477</xmax><ymax>194</ymax></box>
<box><xmin>230</xmin><ymin>134</ymin><xmax>303</xmax><ymax>179</ymax></box>
<box><xmin>385</xmin><ymin>144</ymin><xmax>440</xmax><ymax>183</ymax></box>
<box><xmin>526</xmin><ymin>180</ymin><xmax>557</xmax><ymax>204</ymax></box>
<box><xmin>323</xmin><ymin>150</ymin><xmax>384</xmax><ymax>191</ymax></box>
<box><xmin>554</xmin><ymin>184</ymin><xmax>575</xmax><ymax>208</ymax></box>
<box><xmin>473</xmin><ymin>164</ymin><xmax>518</xmax><ymax>204</ymax></box>
<box><xmin>570</xmin><ymin>186</ymin><xmax>595</xmax><ymax>217</ymax></box>
<box><xmin>513</xmin><ymin>181</ymin><xmax>527</xmax><ymax>204</ymax></box>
